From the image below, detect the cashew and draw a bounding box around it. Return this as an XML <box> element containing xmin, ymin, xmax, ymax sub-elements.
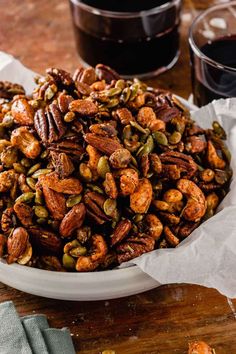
<box><xmin>207</xmin><ymin>140</ymin><xmax>226</xmax><ymax>169</ymax></box>
<box><xmin>118</xmin><ymin>168</ymin><xmax>139</xmax><ymax>196</ymax></box>
<box><xmin>145</xmin><ymin>214</ymin><xmax>163</xmax><ymax>241</ymax></box>
<box><xmin>177</xmin><ymin>179</ymin><xmax>207</xmax><ymax>222</ymax></box>
<box><xmin>164</xmin><ymin>226</ymin><xmax>179</xmax><ymax>247</ymax></box>
<box><xmin>163</xmin><ymin>189</ymin><xmax>183</xmax><ymax>203</ymax></box>
<box><xmin>130</xmin><ymin>178</ymin><xmax>152</xmax><ymax>214</ymax></box>
<box><xmin>76</xmin><ymin>234</ymin><xmax>107</xmax><ymax>271</ymax></box>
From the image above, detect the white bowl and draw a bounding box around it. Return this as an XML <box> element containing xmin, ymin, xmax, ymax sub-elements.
<box><xmin>0</xmin><ymin>97</ymin><xmax>197</xmax><ymax>301</ymax></box>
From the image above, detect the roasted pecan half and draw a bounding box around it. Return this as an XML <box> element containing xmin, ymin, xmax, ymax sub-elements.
<box><xmin>28</xmin><ymin>227</ymin><xmax>63</xmax><ymax>255</ymax></box>
<box><xmin>34</xmin><ymin>103</ymin><xmax>66</xmax><ymax>143</ymax></box>
<box><xmin>160</xmin><ymin>151</ymin><xmax>198</xmax><ymax>179</ymax></box>
<box><xmin>116</xmin><ymin>233</ymin><xmax>155</xmax><ymax>264</ymax></box>
<box><xmin>1</xmin><ymin>207</ymin><xmax>15</xmax><ymax>233</ymax></box>
<box><xmin>73</xmin><ymin>67</ymin><xmax>96</xmax><ymax>85</ymax></box>
<box><xmin>59</xmin><ymin>203</ymin><xmax>86</xmax><ymax>238</ymax></box>
<box><xmin>95</xmin><ymin>64</ymin><xmax>120</xmax><ymax>83</ymax></box>
<box><xmin>0</xmin><ymin>81</ymin><xmax>25</xmax><ymax>99</ymax></box>
<box><xmin>50</xmin><ymin>151</ymin><xmax>74</xmax><ymax>178</ymax></box>
<box><xmin>57</xmin><ymin>92</ymin><xmax>73</xmax><ymax>113</ymax></box>
<box><xmin>84</xmin><ymin>191</ymin><xmax>109</xmax><ymax>224</ymax></box>
<box><xmin>46</xmin><ymin>68</ymin><xmax>74</xmax><ymax>87</ymax></box>
<box><xmin>47</xmin><ymin>140</ymin><xmax>84</xmax><ymax>160</ymax></box>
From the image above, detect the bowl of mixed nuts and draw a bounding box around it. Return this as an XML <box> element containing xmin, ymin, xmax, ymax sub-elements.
<box><xmin>0</xmin><ymin>64</ymin><xmax>232</xmax><ymax>300</ymax></box>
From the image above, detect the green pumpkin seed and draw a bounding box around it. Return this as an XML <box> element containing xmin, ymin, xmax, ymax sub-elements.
<box><xmin>97</xmin><ymin>156</ymin><xmax>110</xmax><ymax>179</ymax></box>
<box><xmin>13</xmin><ymin>163</ymin><xmax>26</xmax><ymax>174</ymax></box>
<box><xmin>32</xmin><ymin>169</ymin><xmax>52</xmax><ymax>179</ymax></box>
<box><xmin>45</xmin><ymin>84</ymin><xmax>57</xmax><ymax>100</ymax></box>
<box><xmin>0</xmin><ymin>114</ymin><xmax>14</xmax><ymax>128</ymax></box>
<box><xmin>40</xmin><ymin>150</ymin><xmax>49</xmax><ymax>159</ymax></box>
<box><xmin>197</xmin><ymin>164</ymin><xmax>204</xmax><ymax>172</ymax></box>
<box><xmin>103</xmin><ymin>198</ymin><xmax>117</xmax><ymax>216</ymax></box>
<box><xmin>203</xmin><ymin>208</ymin><xmax>214</xmax><ymax>222</ymax></box>
<box><xmin>106</xmin><ymin>98</ymin><xmax>119</xmax><ymax>108</ymax></box>
<box><xmin>133</xmin><ymin>214</ymin><xmax>144</xmax><ymax>223</ymax></box>
<box><xmin>15</xmin><ymin>192</ymin><xmax>35</xmax><ymax>204</ymax></box>
<box><xmin>34</xmin><ymin>206</ymin><xmax>49</xmax><ymax>218</ymax></box>
<box><xmin>129</xmin><ymin>83</ymin><xmax>140</xmax><ymax>101</ymax></box>
<box><xmin>87</xmin><ymin>184</ymin><xmax>104</xmax><ymax>194</ymax></box>
<box><xmin>26</xmin><ymin>177</ymin><xmax>36</xmax><ymax>190</ymax></box>
<box><xmin>64</xmin><ymin>111</ymin><xmax>75</xmax><ymax>122</ymax></box>
<box><xmin>36</xmin><ymin>217</ymin><xmax>47</xmax><ymax>225</ymax></box>
<box><xmin>106</xmin><ymin>87</ymin><xmax>122</xmax><ymax>97</ymax></box>
<box><xmin>27</xmin><ymin>163</ymin><xmax>41</xmax><ymax>176</ymax></box>
<box><xmin>115</xmin><ymin>79</ymin><xmax>126</xmax><ymax>90</ymax></box>
<box><xmin>130</xmin><ymin>120</ymin><xmax>149</xmax><ymax>134</ymax></box>
<box><xmin>66</xmin><ymin>194</ymin><xmax>82</xmax><ymax>208</ymax></box>
<box><xmin>35</xmin><ymin>189</ymin><xmax>44</xmax><ymax>205</ymax></box>
<box><xmin>70</xmin><ymin>246</ymin><xmax>87</xmax><ymax>257</ymax></box>
<box><xmin>152</xmin><ymin>131</ymin><xmax>168</xmax><ymax>146</ymax></box>
<box><xmin>130</xmin><ymin>155</ymin><xmax>138</xmax><ymax>167</ymax></box>
<box><xmin>168</xmin><ymin>131</ymin><xmax>182</xmax><ymax>145</ymax></box>
<box><xmin>212</xmin><ymin>121</ymin><xmax>226</xmax><ymax>139</ymax></box>
<box><xmin>21</xmin><ymin>158</ymin><xmax>31</xmax><ymax>168</ymax></box>
<box><xmin>64</xmin><ymin>240</ymin><xmax>80</xmax><ymax>254</ymax></box>
<box><xmin>221</xmin><ymin>144</ymin><xmax>231</xmax><ymax>163</ymax></box>
<box><xmin>62</xmin><ymin>254</ymin><xmax>76</xmax><ymax>270</ymax></box>
<box><xmin>120</xmin><ymin>87</ymin><xmax>131</xmax><ymax>104</ymax></box>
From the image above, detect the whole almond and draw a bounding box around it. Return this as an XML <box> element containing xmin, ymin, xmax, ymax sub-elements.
<box><xmin>59</xmin><ymin>203</ymin><xmax>86</xmax><ymax>238</ymax></box>
<box><xmin>84</xmin><ymin>133</ymin><xmax>122</xmax><ymax>156</ymax></box>
<box><xmin>111</xmin><ymin>219</ymin><xmax>131</xmax><ymax>246</ymax></box>
<box><xmin>7</xmin><ymin>227</ymin><xmax>29</xmax><ymax>264</ymax></box>
<box><xmin>42</xmin><ymin>185</ymin><xmax>66</xmax><ymax>220</ymax></box>
<box><xmin>69</xmin><ymin>99</ymin><xmax>98</xmax><ymax>116</ymax></box>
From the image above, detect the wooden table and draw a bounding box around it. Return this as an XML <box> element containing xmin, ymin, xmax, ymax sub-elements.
<box><xmin>0</xmin><ymin>0</ymin><xmax>236</xmax><ymax>353</ymax></box>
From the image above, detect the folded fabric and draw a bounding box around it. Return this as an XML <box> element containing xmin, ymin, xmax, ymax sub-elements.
<box><xmin>0</xmin><ymin>301</ymin><xmax>76</xmax><ymax>354</ymax></box>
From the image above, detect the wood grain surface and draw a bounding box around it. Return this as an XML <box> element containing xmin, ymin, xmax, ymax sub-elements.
<box><xmin>0</xmin><ymin>1</ymin><xmax>235</xmax><ymax>353</ymax></box>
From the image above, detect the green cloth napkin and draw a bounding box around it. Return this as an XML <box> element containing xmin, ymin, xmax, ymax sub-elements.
<box><xmin>0</xmin><ymin>301</ymin><xmax>76</xmax><ymax>354</ymax></box>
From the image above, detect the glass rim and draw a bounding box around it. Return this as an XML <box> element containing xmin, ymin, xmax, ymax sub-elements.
<box><xmin>69</xmin><ymin>0</ymin><xmax>181</xmax><ymax>18</ymax></box>
<box><xmin>189</xmin><ymin>1</ymin><xmax>236</xmax><ymax>73</ymax></box>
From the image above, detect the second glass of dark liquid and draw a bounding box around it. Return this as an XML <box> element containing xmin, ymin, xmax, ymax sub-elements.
<box><xmin>69</xmin><ymin>0</ymin><xmax>182</xmax><ymax>78</ymax></box>
<box><xmin>189</xmin><ymin>2</ymin><xmax>236</xmax><ymax>107</ymax></box>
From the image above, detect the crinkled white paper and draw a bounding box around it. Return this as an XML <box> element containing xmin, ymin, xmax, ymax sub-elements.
<box><xmin>1</xmin><ymin>52</ymin><xmax>236</xmax><ymax>298</ymax></box>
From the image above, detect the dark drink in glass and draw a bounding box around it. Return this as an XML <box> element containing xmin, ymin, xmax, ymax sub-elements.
<box><xmin>189</xmin><ymin>2</ymin><xmax>236</xmax><ymax>106</ymax></box>
<box><xmin>69</xmin><ymin>0</ymin><xmax>182</xmax><ymax>78</ymax></box>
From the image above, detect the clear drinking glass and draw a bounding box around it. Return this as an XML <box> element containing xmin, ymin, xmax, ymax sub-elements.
<box><xmin>69</xmin><ymin>0</ymin><xmax>182</xmax><ymax>78</ymax></box>
<box><xmin>189</xmin><ymin>1</ymin><xmax>236</xmax><ymax>107</ymax></box>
